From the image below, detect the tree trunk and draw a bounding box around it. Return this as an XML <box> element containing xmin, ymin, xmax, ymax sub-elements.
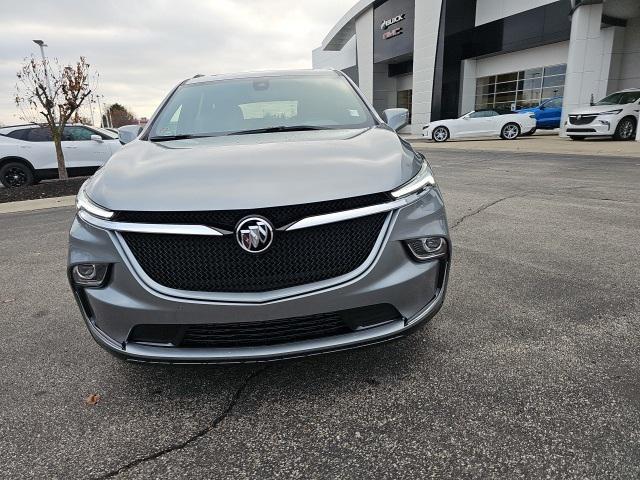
<box><xmin>53</xmin><ymin>131</ymin><xmax>68</xmax><ymax>180</ymax></box>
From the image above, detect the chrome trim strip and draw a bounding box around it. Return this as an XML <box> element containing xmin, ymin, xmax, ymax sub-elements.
<box><xmin>112</xmin><ymin>212</ymin><xmax>396</xmax><ymax>304</ymax></box>
<box><xmin>285</xmin><ymin>189</ymin><xmax>429</xmax><ymax>231</ymax></box>
<box><xmin>78</xmin><ymin>210</ymin><xmax>224</xmax><ymax>236</ymax></box>
<box><xmin>78</xmin><ymin>189</ymin><xmax>428</xmax><ymax>236</ymax></box>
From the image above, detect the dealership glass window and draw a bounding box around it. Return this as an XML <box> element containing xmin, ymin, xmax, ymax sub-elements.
<box><xmin>475</xmin><ymin>63</ymin><xmax>566</xmax><ymax>110</ymax></box>
<box><xmin>397</xmin><ymin>90</ymin><xmax>412</xmax><ymax>123</ymax></box>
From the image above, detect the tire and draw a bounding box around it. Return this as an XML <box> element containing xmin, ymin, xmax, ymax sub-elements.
<box><xmin>569</xmin><ymin>136</ymin><xmax>585</xmax><ymax>141</ymax></box>
<box><xmin>0</xmin><ymin>161</ymin><xmax>35</xmax><ymax>188</ymax></box>
<box><xmin>500</xmin><ymin>122</ymin><xmax>520</xmax><ymax>140</ymax></box>
<box><xmin>432</xmin><ymin>126</ymin><xmax>449</xmax><ymax>142</ymax></box>
<box><xmin>522</xmin><ymin>128</ymin><xmax>537</xmax><ymax>137</ymax></box>
<box><xmin>613</xmin><ymin>116</ymin><xmax>637</xmax><ymax>141</ymax></box>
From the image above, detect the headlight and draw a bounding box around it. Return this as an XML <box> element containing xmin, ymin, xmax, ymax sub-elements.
<box><xmin>598</xmin><ymin>109</ymin><xmax>622</xmax><ymax>115</ymax></box>
<box><xmin>391</xmin><ymin>161</ymin><xmax>436</xmax><ymax>199</ymax></box>
<box><xmin>76</xmin><ymin>181</ymin><xmax>114</xmax><ymax>219</ymax></box>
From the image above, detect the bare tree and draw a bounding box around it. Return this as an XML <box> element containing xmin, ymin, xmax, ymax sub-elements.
<box><xmin>15</xmin><ymin>56</ymin><xmax>95</xmax><ymax>180</ymax></box>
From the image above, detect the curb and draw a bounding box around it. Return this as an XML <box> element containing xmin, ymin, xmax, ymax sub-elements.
<box><xmin>0</xmin><ymin>195</ymin><xmax>76</xmax><ymax>214</ymax></box>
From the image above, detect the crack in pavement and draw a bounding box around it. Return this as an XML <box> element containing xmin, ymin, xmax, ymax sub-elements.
<box><xmin>450</xmin><ymin>194</ymin><xmax>522</xmax><ymax>230</ymax></box>
<box><xmin>94</xmin><ymin>366</ymin><xmax>269</xmax><ymax>480</ymax></box>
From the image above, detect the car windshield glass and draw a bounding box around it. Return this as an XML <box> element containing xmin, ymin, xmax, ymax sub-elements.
<box><xmin>595</xmin><ymin>91</ymin><xmax>640</xmax><ymax>105</ymax></box>
<box><xmin>149</xmin><ymin>73</ymin><xmax>376</xmax><ymax>139</ymax></box>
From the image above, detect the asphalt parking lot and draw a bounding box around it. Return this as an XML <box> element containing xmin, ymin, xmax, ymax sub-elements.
<box><xmin>1</xmin><ymin>146</ymin><xmax>639</xmax><ymax>479</ymax></box>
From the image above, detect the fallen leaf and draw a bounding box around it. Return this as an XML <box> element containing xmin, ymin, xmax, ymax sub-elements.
<box><xmin>85</xmin><ymin>394</ymin><xmax>101</xmax><ymax>406</ymax></box>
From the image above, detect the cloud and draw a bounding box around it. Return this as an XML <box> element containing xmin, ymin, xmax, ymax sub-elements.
<box><xmin>0</xmin><ymin>0</ymin><xmax>357</xmax><ymax>125</ymax></box>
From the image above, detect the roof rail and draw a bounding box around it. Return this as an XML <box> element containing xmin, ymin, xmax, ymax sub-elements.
<box><xmin>0</xmin><ymin>122</ymin><xmax>39</xmax><ymax>129</ymax></box>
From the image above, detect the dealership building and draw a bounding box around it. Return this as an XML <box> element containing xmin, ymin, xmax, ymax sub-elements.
<box><xmin>312</xmin><ymin>0</ymin><xmax>640</xmax><ymax>136</ymax></box>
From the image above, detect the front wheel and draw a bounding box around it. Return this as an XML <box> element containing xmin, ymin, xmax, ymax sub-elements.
<box><xmin>0</xmin><ymin>161</ymin><xmax>34</xmax><ymax>188</ymax></box>
<box><xmin>522</xmin><ymin>128</ymin><xmax>537</xmax><ymax>137</ymax></box>
<box><xmin>432</xmin><ymin>126</ymin><xmax>449</xmax><ymax>142</ymax></box>
<box><xmin>569</xmin><ymin>136</ymin><xmax>585</xmax><ymax>141</ymax></box>
<box><xmin>613</xmin><ymin>117</ymin><xmax>636</xmax><ymax>141</ymax></box>
<box><xmin>500</xmin><ymin>123</ymin><xmax>520</xmax><ymax>140</ymax></box>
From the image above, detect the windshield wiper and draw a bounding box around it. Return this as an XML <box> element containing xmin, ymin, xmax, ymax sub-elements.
<box><xmin>227</xmin><ymin>125</ymin><xmax>331</xmax><ymax>136</ymax></box>
<box><xmin>149</xmin><ymin>134</ymin><xmax>213</xmax><ymax>142</ymax></box>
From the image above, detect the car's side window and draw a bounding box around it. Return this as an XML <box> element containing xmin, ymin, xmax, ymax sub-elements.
<box><xmin>26</xmin><ymin>128</ymin><xmax>53</xmax><ymax>142</ymax></box>
<box><xmin>63</xmin><ymin>126</ymin><xmax>93</xmax><ymax>141</ymax></box>
<box><xmin>620</xmin><ymin>92</ymin><xmax>640</xmax><ymax>104</ymax></box>
<box><xmin>547</xmin><ymin>98</ymin><xmax>563</xmax><ymax>108</ymax></box>
<box><xmin>6</xmin><ymin>128</ymin><xmax>31</xmax><ymax>141</ymax></box>
<box><xmin>468</xmin><ymin>111</ymin><xmax>486</xmax><ymax>119</ymax></box>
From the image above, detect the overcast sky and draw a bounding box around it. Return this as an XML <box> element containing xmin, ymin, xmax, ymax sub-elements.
<box><xmin>0</xmin><ymin>0</ymin><xmax>358</xmax><ymax>125</ymax></box>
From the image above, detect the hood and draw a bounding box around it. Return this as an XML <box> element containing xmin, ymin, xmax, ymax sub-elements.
<box><xmin>87</xmin><ymin>126</ymin><xmax>419</xmax><ymax>211</ymax></box>
<box><xmin>568</xmin><ymin>104</ymin><xmax>623</xmax><ymax>115</ymax></box>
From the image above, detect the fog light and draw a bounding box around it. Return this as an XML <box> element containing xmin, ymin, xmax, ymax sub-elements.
<box><xmin>72</xmin><ymin>263</ymin><xmax>109</xmax><ymax>287</ymax></box>
<box><xmin>405</xmin><ymin>237</ymin><xmax>448</xmax><ymax>261</ymax></box>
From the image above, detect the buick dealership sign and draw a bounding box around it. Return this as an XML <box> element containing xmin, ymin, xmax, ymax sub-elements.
<box><xmin>380</xmin><ymin>13</ymin><xmax>405</xmax><ymax>30</ymax></box>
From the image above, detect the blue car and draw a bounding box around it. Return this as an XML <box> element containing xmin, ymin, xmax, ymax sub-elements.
<box><xmin>517</xmin><ymin>97</ymin><xmax>563</xmax><ymax>131</ymax></box>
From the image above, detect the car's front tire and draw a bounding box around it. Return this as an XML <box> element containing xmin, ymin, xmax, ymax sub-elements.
<box><xmin>522</xmin><ymin>128</ymin><xmax>537</xmax><ymax>137</ymax></box>
<box><xmin>613</xmin><ymin>116</ymin><xmax>636</xmax><ymax>141</ymax></box>
<box><xmin>0</xmin><ymin>161</ymin><xmax>35</xmax><ymax>188</ymax></box>
<box><xmin>432</xmin><ymin>126</ymin><xmax>449</xmax><ymax>142</ymax></box>
<box><xmin>500</xmin><ymin>123</ymin><xmax>520</xmax><ymax>140</ymax></box>
<box><xmin>569</xmin><ymin>136</ymin><xmax>585</xmax><ymax>141</ymax></box>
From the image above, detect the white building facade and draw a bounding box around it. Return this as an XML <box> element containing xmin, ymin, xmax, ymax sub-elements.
<box><xmin>313</xmin><ymin>0</ymin><xmax>640</xmax><ymax>137</ymax></box>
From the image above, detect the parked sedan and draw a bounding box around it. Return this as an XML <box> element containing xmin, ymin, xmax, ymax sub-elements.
<box><xmin>517</xmin><ymin>96</ymin><xmax>563</xmax><ymax>131</ymax></box>
<box><xmin>565</xmin><ymin>89</ymin><xmax>639</xmax><ymax>141</ymax></box>
<box><xmin>0</xmin><ymin>124</ymin><xmax>121</xmax><ymax>187</ymax></box>
<box><xmin>423</xmin><ymin>109</ymin><xmax>537</xmax><ymax>142</ymax></box>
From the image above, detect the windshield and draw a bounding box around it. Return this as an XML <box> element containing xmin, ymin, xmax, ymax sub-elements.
<box><xmin>595</xmin><ymin>91</ymin><xmax>640</xmax><ymax>106</ymax></box>
<box><xmin>148</xmin><ymin>73</ymin><xmax>376</xmax><ymax>139</ymax></box>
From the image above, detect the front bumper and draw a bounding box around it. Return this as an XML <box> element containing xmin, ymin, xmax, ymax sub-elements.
<box><xmin>68</xmin><ymin>189</ymin><xmax>450</xmax><ymax>363</ymax></box>
<box><xmin>566</xmin><ymin>117</ymin><xmax>615</xmax><ymax>136</ymax></box>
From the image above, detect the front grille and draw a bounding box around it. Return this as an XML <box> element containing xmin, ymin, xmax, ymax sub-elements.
<box><xmin>121</xmin><ymin>212</ymin><xmax>388</xmax><ymax>292</ymax></box>
<box><xmin>114</xmin><ymin>193</ymin><xmax>390</xmax><ymax>230</ymax></box>
<box><xmin>569</xmin><ymin>115</ymin><xmax>596</xmax><ymax>125</ymax></box>
<box><xmin>127</xmin><ymin>304</ymin><xmax>402</xmax><ymax>348</ymax></box>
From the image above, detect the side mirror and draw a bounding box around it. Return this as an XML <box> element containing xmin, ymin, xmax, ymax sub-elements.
<box><xmin>118</xmin><ymin>125</ymin><xmax>143</xmax><ymax>145</ymax></box>
<box><xmin>90</xmin><ymin>134</ymin><xmax>103</xmax><ymax>143</ymax></box>
<box><xmin>382</xmin><ymin>108</ymin><xmax>409</xmax><ymax>132</ymax></box>
<box><xmin>539</xmin><ymin>105</ymin><xmax>546</xmax><ymax>110</ymax></box>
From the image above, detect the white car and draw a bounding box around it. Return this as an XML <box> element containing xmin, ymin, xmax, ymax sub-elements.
<box><xmin>0</xmin><ymin>124</ymin><xmax>121</xmax><ymax>187</ymax></box>
<box><xmin>565</xmin><ymin>89</ymin><xmax>639</xmax><ymax>141</ymax></box>
<box><xmin>423</xmin><ymin>109</ymin><xmax>537</xmax><ymax>142</ymax></box>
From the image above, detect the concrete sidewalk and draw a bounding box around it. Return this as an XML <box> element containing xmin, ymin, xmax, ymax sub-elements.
<box><xmin>0</xmin><ymin>195</ymin><xmax>75</xmax><ymax>214</ymax></box>
<box><xmin>406</xmin><ymin>133</ymin><xmax>640</xmax><ymax>158</ymax></box>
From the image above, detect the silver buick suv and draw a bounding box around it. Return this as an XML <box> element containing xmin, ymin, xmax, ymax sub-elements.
<box><xmin>68</xmin><ymin>69</ymin><xmax>450</xmax><ymax>363</ymax></box>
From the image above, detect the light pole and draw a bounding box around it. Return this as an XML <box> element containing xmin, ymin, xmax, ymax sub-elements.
<box><xmin>88</xmin><ymin>95</ymin><xmax>95</xmax><ymax>126</ymax></box>
<box><xmin>96</xmin><ymin>96</ymin><xmax>104</xmax><ymax>128</ymax></box>
<box><xmin>32</xmin><ymin>40</ymin><xmax>53</xmax><ymax>102</ymax></box>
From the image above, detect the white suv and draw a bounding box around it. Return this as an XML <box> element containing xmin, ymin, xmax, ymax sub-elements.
<box><xmin>0</xmin><ymin>124</ymin><xmax>121</xmax><ymax>187</ymax></box>
<box><xmin>565</xmin><ymin>89</ymin><xmax>640</xmax><ymax>141</ymax></box>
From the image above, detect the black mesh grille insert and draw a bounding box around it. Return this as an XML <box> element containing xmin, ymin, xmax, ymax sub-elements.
<box><xmin>114</xmin><ymin>193</ymin><xmax>390</xmax><ymax>230</ymax></box>
<box><xmin>569</xmin><ymin>115</ymin><xmax>596</xmax><ymax>125</ymax></box>
<box><xmin>128</xmin><ymin>304</ymin><xmax>402</xmax><ymax>348</ymax></box>
<box><xmin>121</xmin><ymin>213</ymin><xmax>388</xmax><ymax>292</ymax></box>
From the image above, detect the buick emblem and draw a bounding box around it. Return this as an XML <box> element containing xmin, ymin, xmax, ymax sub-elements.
<box><xmin>235</xmin><ymin>217</ymin><xmax>274</xmax><ymax>253</ymax></box>
<box><xmin>577</xmin><ymin>115</ymin><xmax>582</xmax><ymax>120</ymax></box>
